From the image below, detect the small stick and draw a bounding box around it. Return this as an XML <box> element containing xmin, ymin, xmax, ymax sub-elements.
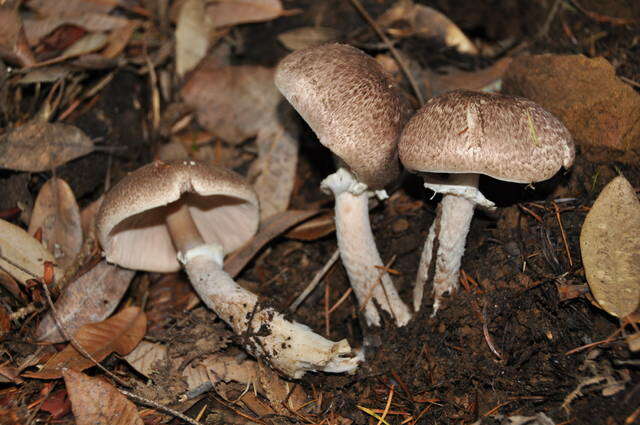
<box><xmin>348</xmin><ymin>0</ymin><xmax>425</xmax><ymax>105</ymax></box>
<box><xmin>377</xmin><ymin>385</ymin><xmax>395</xmax><ymax>425</ymax></box>
<box><xmin>481</xmin><ymin>302</ymin><xmax>503</xmax><ymax>360</ymax></box>
<box><xmin>327</xmin><ymin>287</ymin><xmax>353</xmax><ymax>315</ymax></box>
<box><xmin>553</xmin><ymin>202</ymin><xmax>573</xmax><ymax>267</ymax></box>
<box><xmin>324</xmin><ymin>277</ymin><xmax>331</xmax><ymax>336</ymax></box>
<box><xmin>289</xmin><ymin>249</ymin><xmax>340</xmax><ymax>312</ymax></box>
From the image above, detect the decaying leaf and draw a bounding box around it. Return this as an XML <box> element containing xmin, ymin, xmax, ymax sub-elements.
<box><xmin>60</xmin><ymin>32</ymin><xmax>109</xmax><ymax>58</ymax></box>
<box><xmin>23</xmin><ymin>306</ymin><xmax>146</xmax><ymax>379</ymax></box>
<box><xmin>0</xmin><ymin>218</ymin><xmax>62</xmax><ymax>285</ymax></box>
<box><xmin>252</xmin><ymin>117</ymin><xmax>299</xmax><ymax>220</ymax></box>
<box><xmin>285</xmin><ymin>210</ymin><xmax>335</xmax><ymax>241</ymax></box>
<box><xmin>0</xmin><ymin>121</ymin><xmax>94</xmax><ymax>172</ymax></box>
<box><xmin>181</xmin><ymin>62</ymin><xmax>280</xmax><ymax>145</ymax></box>
<box><xmin>35</xmin><ymin>261</ymin><xmax>135</xmax><ymax>343</ymax></box>
<box><xmin>277</xmin><ymin>26</ymin><xmax>340</xmax><ymax>51</ymax></box>
<box><xmin>198</xmin><ymin>354</ymin><xmax>308</xmax><ymax>414</ymax></box>
<box><xmin>175</xmin><ymin>0</ymin><xmax>214</xmax><ymax>77</ymax></box>
<box><xmin>0</xmin><ymin>6</ymin><xmax>36</xmax><ymax>66</ymax></box>
<box><xmin>27</xmin><ymin>0</ymin><xmax>118</xmax><ymax>17</ymax></box>
<box><xmin>23</xmin><ymin>13</ymin><xmax>130</xmax><ymax>47</ymax></box>
<box><xmin>423</xmin><ymin>57</ymin><xmax>512</xmax><ymax>96</ymax></box>
<box><xmin>28</xmin><ymin>177</ymin><xmax>83</xmax><ymax>270</ymax></box>
<box><xmin>580</xmin><ymin>176</ymin><xmax>640</xmax><ymax>318</ymax></box>
<box><xmin>206</xmin><ymin>0</ymin><xmax>285</xmax><ymax>29</ymax></box>
<box><xmin>146</xmin><ymin>273</ymin><xmax>197</xmax><ymax>336</ymax></box>
<box><xmin>378</xmin><ymin>0</ymin><xmax>478</xmax><ymax>55</ymax></box>
<box><xmin>63</xmin><ymin>369</ymin><xmax>143</xmax><ymax>425</ymax></box>
<box><xmin>124</xmin><ymin>341</ymin><xmax>168</xmax><ymax>377</ymax></box>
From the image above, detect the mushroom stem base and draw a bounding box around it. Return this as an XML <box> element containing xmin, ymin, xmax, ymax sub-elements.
<box><xmin>322</xmin><ymin>168</ymin><xmax>411</xmax><ymax>327</ymax></box>
<box><xmin>180</xmin><ymin>245</ymin><xmax>361</xmax><ymax>379</ymax></box>
<box><xmin>414</xmin><ymin>173</ymin><xmax>481</xmax><ymax>314</ymax></box>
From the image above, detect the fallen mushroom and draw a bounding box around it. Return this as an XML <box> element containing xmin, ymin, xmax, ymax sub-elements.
<box><xmin>399</xmin><ymin>90</ymin><xmax>574</xmax><ymax>312</ymax></box>
<box><xmin>96</xmin><ymin>160</ymin><xmax>361</xmax><ymax>378</ymax></box>
<box><xmin>275</xmin><ymin>43</ymin><xmax>412</xmax><ymax>327</ymax></box>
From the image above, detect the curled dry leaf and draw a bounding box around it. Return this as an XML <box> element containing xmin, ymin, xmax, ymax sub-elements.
<box><xmin>28</xmin><ymin>177</ymin><xmax>83</xmax><ymax>270</ymax></box>
<box><xmin>378</xmin><ymin>0</ymin><xmax>478</xmax><ymax>55</ymax></box>
<box><xmin>175</xmin><ymin>0</ymin><xmax>213</xmax><ymax>77</ymax></box>
<box><xmin>0</xmin><ymin>218</ymin><xmax>62</xmax><ymax>285</ymax></box>
<box><xmin>285</xmin><ymin>210</ymin><xmax>335</xmax><ymax>241</ymax></box>
<box><xmin>35</xmin><ymin>261</ymin><xmax>135</xmax><ymax>343</ymax></box>
<box><xmin>0</xmin><ymin>121</ymin><xmax>94</xmax><ymax>172</ymax></box>
<box><xmin>0</xmin><ymin>7</ymin><xmax>36</xmax><ymax>66</ymax></box>
<box><xmin>23</xmin><ymin>306</ymin><xmax>146</xmax><ymax>379</ymax></box>
<box><xmin>206</xmin><ymin>0</ymin><xmax>284</xmax><ymax>28</ymax></box>
<box><xmin>63</xmin><ymin>369</ymin><xmax>143</xmax><ymax>425</ymax></box>
<box><xmin>277</xmin><ymin>26</ymin><xmax>341</xmax><ymax>51</ymax></box>
<box><xmin>580</xmin><ymin>176</ymin><xmax>640</xmax><ymax>318</ymax></box>
<box><xmin>123</xmin><ymin>341</ymin><xmax>168</xmax><ymax>377</ymax></box>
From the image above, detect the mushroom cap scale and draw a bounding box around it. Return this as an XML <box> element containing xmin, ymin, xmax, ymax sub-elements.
<box><xmin>399</xmin><ymin>90</ymin><xmax>575</xmax><ymax>184</ymax></box>
<box><xmin>96</xmin><ymin>160</ymin><xmax>259</xmax><ymax>273</ymax></box>
<box><xmin>275</xmin><ymin>43</ymin><xmax>412</xmax><ymax>190</ymax></box>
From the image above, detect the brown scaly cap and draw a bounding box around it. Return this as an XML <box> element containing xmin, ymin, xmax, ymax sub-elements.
<box><xmin>399</xmin><ymin>90</ymin><xmax>575</xmax><ymax>184</ymax></box>
<box><xmin>96</xmin><ymin>160</ymin><xmax>259</xmax><ymax>272</ymax></box>
<box><xmin>275</xmin><ymin>43</ymin><xmax>412</xmax><ymax>190</ymax></box>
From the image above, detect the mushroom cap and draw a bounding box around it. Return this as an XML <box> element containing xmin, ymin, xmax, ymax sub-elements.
<box><xmin>96</xmin><ymin>160</ymin><xmax>259</xmax><ymax>273</ymax></box>
<box><xmin>275</xmin><ymin>43</ymin><xmax>412</xmax><ymax>190</ymax></box>
<box><xmin>399</xmin><ymin>90</ymin><xmax>575</xmax><ymax>184</ymax></box>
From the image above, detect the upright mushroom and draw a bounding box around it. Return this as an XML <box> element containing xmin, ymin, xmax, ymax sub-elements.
<box><xmin>399</xmin><ymin>90</ymin><xmax>574</xmax><ymax>312</ymax></box>
<box><xmin>275</xmin><ymin>43</ymin><xmax>412</xmax><ymax>327</ymax></box>
<box><xmin>96</xmin><ymin>160</ymin><xmax>361</xmax><ymax>378</ymax></box>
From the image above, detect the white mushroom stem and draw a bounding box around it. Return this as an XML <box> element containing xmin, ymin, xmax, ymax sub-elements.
<box><xmin>165</xmin><ymin>202</ymin><xmax>362</xmax><ymax>378</ymax></box>
<box><xmin>414</xmin><ymin>173</ymin><xmax>496</xmax><ymax>314</ymax></box>
<box><xmin>321</xmin><ymin>168</ymin><xmax>412</xmax><ymax>327</ymax></box>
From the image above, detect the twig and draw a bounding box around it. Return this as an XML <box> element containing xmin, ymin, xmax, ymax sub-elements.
<box><xmin>481</xmin><ymin>302</ymin><xmax>503</xmax><ymax>360</ymax></box>
<box><xmin>328</xmin><ymin>287</ymin><xmax>353</xmax><ymax>315</ymax></box>
<box><xmin>377</xmin><ymin>385</ymin><xmax>394</xmax><ymax>425</ymax></box>
<box><xmin>119</xmin><ymin>389</ymin><xmax>203</xmax><ymax>425</ymax></box>
<box><xmin>289</xmin><ymin>249</ymin><xmax>340</xmax><ymax>312</ymax></box>
<box><xmin>553</xmin><ymin>202</ymin><xmax>573</xmax><ymax>267</ymax></box>
<box><xmin>348</xmin><ymin>0</ymin><xmax>425</xmax><ymax>105</ymax></box>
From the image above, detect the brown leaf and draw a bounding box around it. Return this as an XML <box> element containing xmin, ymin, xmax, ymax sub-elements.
<box><xmin>102</xmin><ymin>19</ymin><xmax>138</xmax><ymax>59</ymax></box>
<box><xmin>423</xmin><ymin>57</ymin><xmax>512</xmax><ymax>96</ymax></box>
<box><xmin>277</xmin><ymin>26</ymin><xmax>340</xmax><ymax>51</ymax></box>
<box><xmin>0</xmin><ymin>7</ymin><xmax>36</xmax><ymax>66</ymax></box>
<box><xmin>181</xmin><ymin>62</ymin><xmax>280</xmax><ymax>145</ymax></box>
<box><xmin>63</xmin><ymin>369</ymin><xmax>143</xmax><ymax>425</ymax></box>
<box><xmin>0</xmin><ymin>121</ymin><xmax>94</xmax><ymax>172</ymax></box>
<box><xmin>285</xmin><ymin>210</ymin><xmax>335</xmax><ymax>241</ymax></box>
<box><xmin>35</xmin><ymin>261</ymin><xmax>135</xmax><ymax>343</ymax></box>
<box><xmin>80</xmin><ymin>196</ymin><xmax>103</xmax><ymax>242</ymax></box>
<box><xmin>378</xmin><ymin>0</ymin><xmax>477</xmax><ymax>55</ymax></box>
<box><xmin>175</xmin><ymin>0</ymin><xmax>214</xmax><ymax>77</ymax></box>
<box><xmin>23</xmin><ymin>13</ymin><xmax>130</xmax><ymax>47</ymax></box>
<box><xmin>206</xmin><ymin>0</ymin><xmax>284</xmax><ymax>28</ymax></box>
<box><xmin>40</xmin><ymin>389</ymin><xmax>71</xmax><ymax>419</ymax></box>
<box><xmin>0</xmin><ymin>268</ymin><xmax>23</xmax><ymax>299</ymax></box>
<box><xmin>224</xmin><ymin>209</ymin><xmax>321</xmax><ymax>277</ymax></box>
<box><xmin>0</xmin><ymin>218</ymin><xmax>62</xmax><ymax>285</ymax></box>
<box><xmin>146</xmin><ymin>273</ymin><xmax>197</xmax><ymax>336</ymax></box>
<box><xmin>28</xmin><ymin>177</ymin><xmax>82</xmax><ymax>270</ymax></box>
<box><xmin>123</xmin><ymin>341</ymin><xmax>168</xmax><ymax>377</ymax></box>
<box><xmin>580</xmin><ymin>176</ymin><xmax>640</xmax><ymax>318</ymax></box>
<box><xmin>27</xmin><ymin>0</ymin><xmax>118</xmax><ymax>17</ymax></box>
<box><xmin>23</xmin><ymin>306</ymin><xmax>146</xmax><ymax>379</ymax></box>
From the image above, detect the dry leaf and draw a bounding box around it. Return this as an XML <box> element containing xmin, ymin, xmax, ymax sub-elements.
<box><xmin>63</xmin><ymin>369</ymin><xmax>143</xmax><ymax>425</ymax></box>
<box><xmin>80</xmin><ymin>196</ymin><xmax>103</xmax><ymax>242</ymax></box>
<box><xmin>252</xmin><ymin>118</ymin><xmax>299</xmax><ymax>220</ymax></box>
<box><xmin>0</xmin><ymin>268</ymin><xmax>23</xmax><ymax>299</ymax></box>
<box><xmin>35</xmin><ymin>261</ymin><xmax>135</xmax><ymax>343</ymax></box>
<box><xmin>0</xmin><ymin>7</ymin><xmax>36</xmax><ymax>66</ymax></box>
<box><xmin>146</xmin><ymin>273</ymin><xmax>197</xmax><ymax>336</ymax></box>
<box><xmin>285</xmin><ymin>210</ymin><xmax>335</xmax><ymax>240</ymax></box>
<box><xmin>61</xmin><ymin>32</ymin><xmax>108</xmax><ymax>58</ymax></box>
<box><xmin>0</xmin><ymin>121</ymin><xmax>94</xmax><ymax>172</ymax></box>
<box><xmin>224</xmin><ymin>209</ymin><xmax>321</xmax><ymax>277</ymax></box>
<box><xmin>181</xmin><ymin>62</ymin><xmax>280</xmax><ymax>144</ymax></box>
<box><xmin>124</xmin><ymin>341</ymin><xmax>168</xmax><ymax>377</ymax></box>
<box><xmin>23</xmin><ymin>13</ymin><xmax>130</xmax><ymax>46</ymax></box>
<box><xmin>102</xmin><ymin>19</ymin><xmax>138</xmax><ymax>59</ymax></box>
<box><xmin>23</xmin><ymin>306</ymin><xmax>146</xmax><ymax>379</ymax></box>
<box><xmin>175</xmin><ymin>0</ymin><xmax>214</xmax><ymax>77</ymax></box>
<box><xmin>378</xmin><ymin>0</ymin><xmax>477</xmax><ymax>55</ymax></box>
<box><xmin>27</xmin><ymin>0</ymin><xmax>118</xmax><ymax>17</ymax></box>
<box><xmin>0</xmin><ymin>218</ymin><xmax>62</xmax><ymax>285</ymax></box>
<box><xmin>277</xmin><ymin>26</ymin><xmax>340</xmax><ymax>51</ymax></box>
<box><xmin>28</xmin><ymin>177</ymin><xmax>83</xmax><ymax>270</ymax></box>
<box><xmin>580</xmin><ymin>176</ymin><xmax>640</xmax><ymax>318</ymax></box>
<box><xmin>423</xmin><ymin>57</ymin><xmax>512</xmax><ymax>96</ymax></box>
<box><xmin>206</xmin><ymin>0</ymin><xmax>284</xmax><ymax>28</ymax></box>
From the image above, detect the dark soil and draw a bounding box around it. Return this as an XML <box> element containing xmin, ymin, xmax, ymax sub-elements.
<box><xmin>1</xmin><ymin>0</ymin><xmax>639</xmax><ymax>424</ymax></box>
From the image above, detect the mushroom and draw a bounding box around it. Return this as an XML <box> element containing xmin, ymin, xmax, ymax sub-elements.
<box><xmin>399</xmin><ymin>90</ymin><xmax>574</xmax><ymax>312</ymax></box>
<box><xmin>96</xmin><ymin>160</ymin><xmax>361</xmax><ymax>378</ymax></box>
<box><xmin>275</xmin><ymin>43</ymin><xmax>412</xmax><ymax>327</ymax></box>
